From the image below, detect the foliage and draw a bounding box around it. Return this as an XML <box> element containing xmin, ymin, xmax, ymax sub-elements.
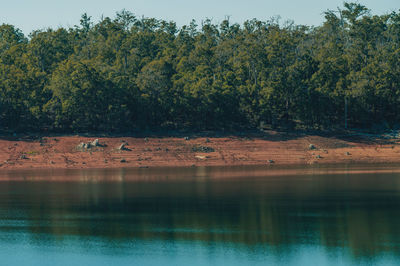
<box><xmin>0</xmin><ymin>3</ymin><xmax>399</xmax><ymax>133</ymax></box>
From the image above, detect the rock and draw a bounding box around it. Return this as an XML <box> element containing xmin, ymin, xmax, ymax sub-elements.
<box><xmin>76</xmin><ymin>143</ymin><xmax>85</xmax><ymax>151</ymax></box>
<box><xmin>118</xmin><ymin>143</ymin><xmax>131</xmax><ymax>151</ymax></box>
<box><xmin>91</xmin><ymin>139</ymin><xmax>100</xmax><ymax>147</ymax></box>
<box><xmin>309</xmin><ymin>144</ymin><xmax>316</xmax><ymax>150</ymax></box>
<box><xmin>76</xmin><ymin>142</ymin><xmax>91</xmax><ymax>151</ymax></box>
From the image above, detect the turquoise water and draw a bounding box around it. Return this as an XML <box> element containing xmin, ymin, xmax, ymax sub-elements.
<box><xmin>1</xmin><ymin>165</ymin><xmax>400</xmax><ymax>265</ymax></box>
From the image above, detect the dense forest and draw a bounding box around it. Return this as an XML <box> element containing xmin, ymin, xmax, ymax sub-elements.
<box><xmin>0</xmin><ymin>2</ymin><xmax>399</xmax><ymax>133</ymax></box>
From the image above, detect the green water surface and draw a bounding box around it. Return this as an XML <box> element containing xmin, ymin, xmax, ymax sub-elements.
<box><xmin>0</xmin><ymin>165</ymin><xmax>400</xmax><ymax>265</ymax></box>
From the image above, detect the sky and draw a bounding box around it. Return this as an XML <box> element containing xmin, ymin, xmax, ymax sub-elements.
<box><xmin>0</xmin><ymin>0</ymin><xmax>399</xmax><ymax>35</ymax></box>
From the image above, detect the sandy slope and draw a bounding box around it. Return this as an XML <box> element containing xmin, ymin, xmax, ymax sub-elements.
<box><xmin>0</xmin><ymin>131</ymin><xmax>399</xmax><ymax>170</ymax></box>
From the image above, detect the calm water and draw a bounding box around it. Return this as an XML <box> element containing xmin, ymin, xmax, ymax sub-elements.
<box><xmin>1</xmin><ymin>165</ymin><xmax>400</xmax><ymax>265</ymax></box>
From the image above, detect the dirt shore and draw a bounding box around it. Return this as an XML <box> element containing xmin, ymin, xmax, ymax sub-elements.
<box><xmin>0</xmin><ymin>131</ymin><xmax>399</xmax><ymax>170</ymax></box>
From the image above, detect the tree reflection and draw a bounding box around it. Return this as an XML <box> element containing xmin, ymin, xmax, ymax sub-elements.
<box><xmin>0</xmin><ymin>168</ymin><xmax>400</xmax><ymax>259</ymax></box>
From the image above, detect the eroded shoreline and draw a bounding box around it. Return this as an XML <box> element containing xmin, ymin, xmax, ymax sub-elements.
<box><xmin>0</xmin><ymin>132</ymin><xmax>399</xmax><ymax>170</ymax></box>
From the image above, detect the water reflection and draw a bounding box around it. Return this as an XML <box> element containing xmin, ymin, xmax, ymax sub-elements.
<box><xmin>1</xmin><ymin>166</ymin><xmax>400</xmax><ymax>265</ymax></box>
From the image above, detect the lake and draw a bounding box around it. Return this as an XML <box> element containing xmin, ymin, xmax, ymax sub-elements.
<box><xmin>1</xmin><ymin>165</ymin><xmax>400</xmax><ymax>265</ymax></box>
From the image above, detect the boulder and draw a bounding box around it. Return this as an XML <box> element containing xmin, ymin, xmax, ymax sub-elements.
<box><xmin>309</xmin><ymin>144</ymin><xmax>316</xmax><ymax>150</ymax></box>
<box><xmin>118</xmin><ymin>143</ymin><xmax>131</xmax><ymax>151</ymax></box>
<box><xmin>76</xmin><ymin>142</ymin><xmax>86</xmax><ymax>151</ymax></box>
<box><xmin>91</xmin><ymin>139</ymin><xmax>100</xmax><ymax>147</ymax></box>
<box><xmin>76</xmin><ymin>142</ymin><xmax>93</xmax><ymax>151</ymax></box>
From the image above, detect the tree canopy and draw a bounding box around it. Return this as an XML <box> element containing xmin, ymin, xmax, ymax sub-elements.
<box><xmin>0</xmin><ymin>3</ymin><xmax>399</xmax><ymax>133</ymax></box>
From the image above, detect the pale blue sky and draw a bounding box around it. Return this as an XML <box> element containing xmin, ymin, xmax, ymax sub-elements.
<box><xmin>1</xmin><ymin>0</ymin><xmax>399</xmax><ymax>34</ymax></box>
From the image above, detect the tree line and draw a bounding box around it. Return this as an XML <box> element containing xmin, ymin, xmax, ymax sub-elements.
<box><xmin>0</xmin><ymin>2</ymin><xmax>399</xmax><ymax>133</ymax></box>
